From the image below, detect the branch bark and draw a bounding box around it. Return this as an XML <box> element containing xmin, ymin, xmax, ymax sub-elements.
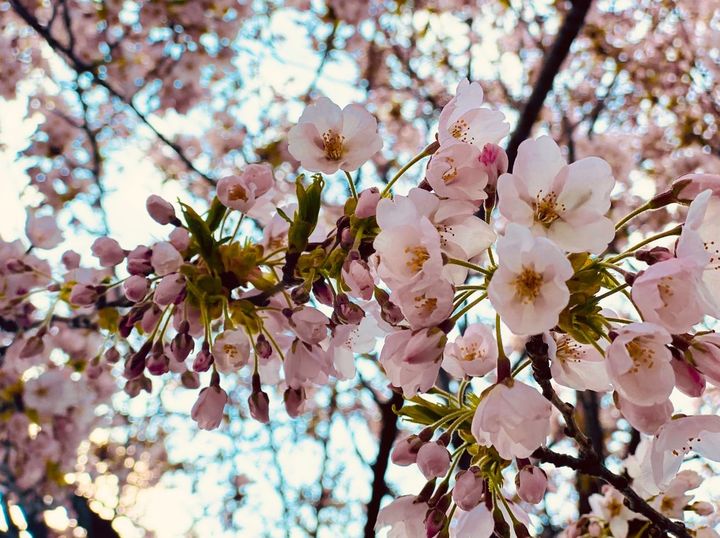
<box><xmin>363</xmin><ymin>392</ymin><xmax>403</xmax><ymax>538</ymax></box>
<box><xmin>505</xmin><ymin>0</ymin><xmax>594</xmax><ymax>167</ymax></box>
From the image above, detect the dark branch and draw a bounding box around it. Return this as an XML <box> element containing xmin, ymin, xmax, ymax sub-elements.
<box><xmin>363</xmin><ymin>392</ymin><xmax>403</xmax><ymax>538</ymax></box>
<box><xmin>505</xmin><ymin>0</ymin><xmax>593</xmax><ymax>167</ymax></box>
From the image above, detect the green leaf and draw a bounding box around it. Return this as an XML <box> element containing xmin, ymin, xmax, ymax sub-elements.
<box><xmin>206</xmin><ymin>196</ymin><xmax>227</xmax><ymax>232</ymax></box>
<box><xmin>180</xmin><ymin>202</ymin><xmax>221</xmax><ymax>271</ymax></box>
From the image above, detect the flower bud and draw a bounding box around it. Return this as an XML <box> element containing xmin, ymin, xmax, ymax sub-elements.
<box><xmin>283</xmin><ymin>387</ymin><xmax>305</xmax><ymax>417</ymax></box>
<box><xmin>91</xmin><ymin>237</ymin><xmax>126</xmax><ymax>267</ymax></box>
<box><xmin>154</xmin><ymin>273</ymin><xmax>186</xmax><ymax>306</ymax></box>
<box><xmin>170</xmin><ymin>332</ymin><xmax>195</xmax><ymax>362</ymax></box>
<box><xmin>255</xmin><ymin>334</ymin><xmax>272</xmax><ymax>359</ymax></box>
<box><xmin>169</xmin><ymin>226</ymin><xmax>191</xmax><ymax>251</ymax></box>
<box><xmin>126</xmin><ymin>245</ymin><xmax>153</xmax><ymax>275</ymax></box>
<box><xmin>104</xmin><ymin>347</ymin><xmax>120</xmax><ymax>364</ymax></box>
<box><xmin>192</xmin><ymin>343</ymin><xmax>214</xmax><ymax>372</ymax></box>
<box><xmin>516</xmin><ymin>465</ymin><xmax>547</xmax><ymax>504</ymax></box>
<box><xmin>424</xmin><ymin>508</ymin><xmax>446</xmax><ymax>538</ymax></box>
<box><xmin>355</xmin><ymin>187</ymin><xmax>381</xmax><ymax>218</ymax></box>
<box><xmin>146</xmin><ymin>195</ymin><xmax>179</xmax><ymax>225</ymax></box>
<box><xmin>70</xmin><ymin>284</ymin><xmax>98</xmax><ymax>306</ymax></box>
<box><xmin>416</xmin><ymin>442</ymin><xmax>451</xmax><ymax>480</ymax></box>
<box><xmin>452</xmin><ymin>469</ymin><xmax>484</xmax><ymax>511</ymax></box>
<box><xmin>249</xmin><ymin>390</ymin><xmax>270</xmax><ymax>423</ymax></box>
<box><xmin>391</xmin><ymin>434</ymin><xmax>422</xmax><ymax>466</ymax></box>
<box><xmin>123</xmin><ymin>275</ymin><xmax>149</xmax><ymax>302</ymax></box>
<box><xmin>181</xmin><ymin>370</ymin><xmax>201</xmax><ymax>389</ymax></box>
<box><xmin>191</xmin><ymin>386</ymin><xmax>228</xmax><ymax>430</ymax></box>
<box><xmin>61</xmin><ymin>250</ymin><xmax>81</xmax><ymax>269</ymax></box>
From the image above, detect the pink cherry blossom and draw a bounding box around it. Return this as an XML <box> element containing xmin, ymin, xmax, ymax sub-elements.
<box><xmin>488</xmin><ymin>224</ymin><xmax>573</xmax><ymax>335</ymax></box>
<box><xmin>689</xmin><ymin>333</ymin><xmax>720</xmax><ymax>386</ymax></box>
<box><xmin>154</xmin><ymin>273</ymin><xmax>185</xmax><ymax>305</ymax></box>
<box><xmin>606</xmin><ymin>322</ymin><xmax>674</xmax><ymax>406</ymax></box>
<box><xmin>671</xmin><ymin>359</ymin><xmax>706</xmax><ymax>398</ymax></box>
<box><xmin>416</xmin><ymin>441</ymin><xmax>451</xmax><ymax>480</ymax></box>
<box><xmin>615</xmin><ymin>393</ymin><xmax>673</xmax><ymax>435</ymax></box>
<box><xmin>392</xmin><ymin>274</ymin><xmax>454</xmax><ymax>329</ymax></box>
<box><xmin>516</xmin><ymin>465</ymin><xmax>548</xmax><ymax>504</ymax></box>
<box><xmin>589</xmin><ymin>486</ymin><xmax>640</xmax><ymax>538</ymax></box>
<box><xmin>374</xmin><ymin>495</ymin><xmax>428</xmax><ymax>537</ymax></box>
<box><xmin>217</xmin><ymin>163</ymin><xmax>274</xmax><ymax>213</ymax></box>
<box><xmin>390</xmin><ymin>434</ymin><xmax>421</xmax><ymax>466</ymax></box>
<box><xmin>650</xmin><ymin>416</ymin><xmax>720</xmax><ymax>490</ymax></box>
<box><xmin>284</xmin><ymin>340</ymin><xmax>335</xmax><ymax>389</ymax></box>
<box><xmin>677</xmin><ymin>189</ymin><xmax>720</xmax><ymax>305</ymax></box>
<box><xmin>471</xmin><ymin>379</ymin><xmax>552</xmax><ymax>460</ymax></box>
<box><xmin>287</xmin><ymin>96</ymin><xmax>383</xmax><ymax>174</ymax></box>
<box><xmin>425</xmin><ymin>141</ymin><xmax>489</xmax><ymax>204</ymax></box>
<box><xmin>123</xmin><ymin>275</ymin><xmax>149</xmax><ymax>302</ymax></box>
<box><xmin>26</xmin><ymin>213</ymin><xmax>63</xmax><ymax>249</ymax></box>
<box><xmin>191</xmin><ymin>386</ymin><xmax>228</xmax><ymax>430</ymax></box>
<box><xmin>672</xmin><ymin>173</ymin><xmax>720</xmax><ymax>202</ymax></box>
<box><xmin>437</xmin><ymin>79</ymin><xmax>509</xmax><ymax>149</ymax></box>
<box><xmin>632</xmin><ymin>256</ymin><xmax>718</xmax><ymax>334</ymax></box>
<box><xmin>23</xmin><ymin>370</ymin><xmax>78</xmax><ymax>416</ymax></box>
<box><xmin>442</xmin><ymin>323</ymin><xmax>497</xmax><ymax>379</ymax></box>
<box><xmin>545</xmin><ymin>333</ymin><xmax>611</xmax><ymax>392</ymax></box>
<box><xmin>290</xmin><ymin>306</ymin><xmax>329</xmax><ymax>344</ymax></box>
<box><xmin>212</xmin><ymin>329</ymin><xmax>251</xmax><ymax>373</ymax></box>
<box><xmin>378</xmin><ymin>328</ymin><xmax>445</xmax><ymax>396</ymax></box>
<box><xmin>497</xmin><ymin>136</ymin><xmax>615</xmax><ymax>254</ymax></box>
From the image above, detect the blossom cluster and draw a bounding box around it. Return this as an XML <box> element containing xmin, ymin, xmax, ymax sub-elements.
<box><xmin>4</xmin><ymin>79</ymin><xmax>720</xmax><ymax>536</ymax></box>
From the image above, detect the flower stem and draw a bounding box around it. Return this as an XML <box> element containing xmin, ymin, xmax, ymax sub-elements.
<box><xmin>607</xmin><ymin>225</ymin><xmax>682</xmax><ymax>264</ymax></box>
<box><xmin>380</xmin><ymin>142</ymin><xmax>438</xmax><ymax>197</ymax></box>
<box><xmin>343</xmin><ymin>170</ymin><xmax>358</xmax><ymax>199</ymax></box>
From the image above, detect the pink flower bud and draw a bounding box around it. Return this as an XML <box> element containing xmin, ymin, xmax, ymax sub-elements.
<box><xmin>61</xmin><ymin>250</ymin><xmax>81</xmax><ymax>269</ymax></box>
<box><xmin>249</xmin><ymin>390</ymin><xmax>270</xmax><ymax>423</ymax></box>
<box><xmin>124</xmin><ymin>376</ymin><xmax>152</xmax><ymax>397</ymax></box>
<box><xmin>191</xmin><ymin>386</ymin><xmax>228</xmax><ymax>430</ymax></box>
<box><xmin>91</xmin><ymin>237</ymin><xmax>125</xmax><ymax>267</ymax></box>
<box><xmin>70</xmin><ymin>283</ymin><xmax>97</xmax><ymax>306</ymax></box>
<box><xmin>671</xmin><ymin>358</ymin><xmax>706</xmax><ymax>398</ymax></box>
<box><xmin>151</xmin><ymin>241</ymin><xmax>183</xmax><ymax>276</ymax></box>
<box><xmin>126</xmin><ymin>245</ymin><xmax>153</xmax><ymax>275</ymax></box>
<box><xmin>104</xmin><ymin>347</ymin><xmax>120</xmax><ymax>364</ymax></box>
<box><xmin>170</xmin><ymin>332</ymin><xmax>195</xmax><ymax>362</ymax></box>
<box><xmin>416</xmin><ymin>442</ymin><xmax>451</xmax><ymax>480</ymax></box>
<box><xmin>169</xmin><ymin>227</ymin><xmax>191</xmax><ymax>252</ymax></box>
<box><xmin>147</xmin><ymin>348</ymin><xmax>170</xmax><ymax>376</ymax></box>
<box><xmin>391</xmin><ymin>434</ymin><xmax>421</xmax><ymax>466</ymax></box>
<box><xmin>146</xmin><ymin>194</ymin><xmax>178</xmax><ymax>225</ymax></box>
<box><xmin>355</xmin><ymin>187</ymin><xmax>381</xmax><ymax>218</ymax></box>
<box><xmin>452</xmin><ymin>469</ymin><xmax>484</xmax><ymax>510</ymax></box>
<box><xmin>192</xmin><ymin>344</ymin><xmax>214</xmax><ymax>372</ymax></box>
<box><xmin>516</xmin><ymin>465</ymin><xmax>547</xmax><ymax>504</ymax></box>
<box><xmin>479</xmin><ymin>143</ymin><xmax>508</xmax><ymax>187</ymax></box>
<box><xmin>424</xmin><ymin>508</ymin><xmax>445</xmax><ymax>538</ymax></box>
<box><xmin>154</xmin><ymin>273</ymin><xmax>186</xmax><ymax>306</ymax></box>
<box><xmin>284</xmin><ymin>387</ymin><xmax>305</xmax><ymax>417</ymax></box>
<box><xmin>181</xmin><ymin>370</ymin><xmax>201</xmax><ymax>389</ymax></box>
<box><xmin>123</xmin><ymin>275</ymin><xmax>149</xmax><ymax>302</ymax></box>
<box><xmin>342</xmin><ymin>258</ymin><xmax>375</xmax><ymax>300</ymax></box>
<box><xmin>691</xmin><ymin>501</ymin><xmax>714</xmax><ymax>516</ymax></box>
<box><xmin>141</xmin><ymin>305</ymin><xmax>163</xmax><ymax>334</ymax></box>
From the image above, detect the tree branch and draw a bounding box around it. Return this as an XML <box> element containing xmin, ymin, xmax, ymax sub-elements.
<box><xmin>505</xmin><ymin>0</ymin><xmax>593</xmax><ymax>167</ymax></box>
<box><xmin>363</xmin><ymin>392</ymin><xmax>403</xmax><ymax>538</ymax></box>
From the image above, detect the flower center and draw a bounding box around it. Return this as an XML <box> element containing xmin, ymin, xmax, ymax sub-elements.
<box><xmin>228</xmin><ymin>184</ymin><xmax>248</xmax><ymax>202</ymax></box>
<box><xmin>413</xmin><ymin>294</ymin><xmax>438</xmax><ymax>317</ymax></box>
<box><xmin>223</xmin><ymin>344</ymin><xmax>238</xmax><ymax>358</ymax></box>
<box><xmin>405</xmin><ymin>246</ymin><xmax>430</xmax><ymax>273</ymax></box>
<box><xmin>441</xmin><ymin>158</ymin><xmax>458</xmax><ymax>183</ymax></box>
<box><xmin>626</xmin><ymin>340</ymin><xmax>656</xmax><ymax>373</ymax></box>
<box><xmin>658</xmin><ymin>276</ymin><xmax>675</xmax><ymax>305</ymax></box>
<box><xmin>450</xmin><ymin>118</ymin><xmax>475</xmax><ymax>144</ymax></box>
<box><xmin>322</xmin><ymin>129</ymin><xmax>345</xmax><ymax>161</ymax></box>
<box><xmin>533</xmin><ymin>190</ymin><xmax>564</xmax><ymax>226</ymax></box>
<box><xmin>556</xmin><ymin>337</ymin><xmax>583</xmax><ymax>363</ymax></box>
<box><xmin>460</xmin><ymin>342</ymin><xmax>482</xmax><ymax>362</ymax></box>
<box><xmin>513</xmin><ymin>266</ymin><xmax>544</xmax><ymax>303</ymax></box>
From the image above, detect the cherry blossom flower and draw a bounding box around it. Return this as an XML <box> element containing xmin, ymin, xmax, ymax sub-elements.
<box><xmin>606</xmin><ymin>322</ymin><xmax>674</xmax><ymax>406</ymax></box>
<box><xmin>91</xmin><ymin>237</ymin><xmax>125</xmax><ymax>267</ymax></box>
<box><xmin>650</xmin><ymin>416</ymin><xmax>720</xmax><ymax>490</ymax></box>
<box><xmin>497</xmin><ymin>136</ymin><xmax>615</xmax><ymax>254</ymax></box>
<box><xmin>287</xmin><ymin>96</ymin><xmax>383</xmax><ymax>174</ymax></box>
<box><xmin>392</xmin><ymin>274</ymin><xmax>454</xmax><ymax>329</ymax></box>
<box><xmin>378</xmin><ymin>328</ymin><xmax>445</xmax><ymax>396</ymax></box>
<box><xmin>589</xmin><ymin>485</ymin><xmax>641</xmax><ymax>538</ymax></box>
<box><xmin>632</xmin><ymin>256</ymin><xmax>718</xmax><ymax>334</ymax></box>
<box><xmin>688</xmin><ymin>333</ymin><xmax>720</xmax><ymax>386</ymax></box>
<box><xmin>650</xmin><ymin>470</ymin><xmax>701</xmax><ymax>519</ymax></box>
<box><xmin>545</xmin><ymin>333</ymin><xmax>611</xmax><ymax>392</ymax></box>
<box><xmin>26</xmin><ymin>213</ymin><xmax>63</xmax><ymax>249</ymax></box>
<box><xmin>425</xmin><ymin>141</ymin><xmax>489</xmax><ymax>204</ymax></box>
<box><xmin>23</xmin><ymin>370</ymin><xmax>78</xmax><ymax>416</ymax></box>
<box><xmin>341</xmin><ymin>257</ymin><xmax>375</xmax><ymax>300</ymax></box>
<box><xmin>191</xmin><ymin>386</ymin><xmax>228</xmax><ymax>430</ymax></box>
<box><xmin>284</xmin><ymin>340</ymin><xmax>335</xmax><ymax>389</ymax></box>
<box><xmin>677</xmin><ymin>189</ymin><xmax>720</xmax><ymax>304</ymax></box>
<box><xmin>488</xmin><ymin>224</ymin><xmax>573</xmax><ymax>335</ymax></box>
<box><xmin>450</xmin><ymin>504</ymin><xmax>494</xmax><ymax>538</ymax></box>
<box><xmin>290</xmin><ymin>306</ymin><xmax>329</xmax><ymax>345</ymax></box>
<box><xmin>212</xmin><ymin>329</ymin><xmax>251</xmax><ymax>373</ymax></box>
<box><xmin>438</xmin><ymin>79</ymin><xmax>509</xmax><ymax>149</ymax></box>
<box><xmin>471</xmin><ymin>379</ymin><xmax>552</xmax><ymax>460</ymax></box>
<box><xmin>615</xmin><ymin>393</ymin><xmax>674</xmax><ymax>435</ymax></box>
<box><xmin>151</xmin><ymin>241</ymin><xmax>184</xmax><ymax>276</ymax></box>
<box><xmin>217</xmin><ymin>163</ymin><xmax>274</xmax><ymax>213</ymax></box>
<box><xmin>375</xmin><ymin>496</ymin><xmax>428</xmax><ymax>537</ymax></box>
<box><xmin>442</xmin><ymin>323</ymin><xmax>497</xmax><ymax>379</ymax></box>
